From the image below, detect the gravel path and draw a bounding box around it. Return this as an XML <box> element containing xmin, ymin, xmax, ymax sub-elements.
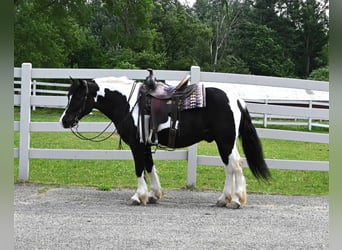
<box><xmin>14</xmin><ymin>184</ymin><xmax>328</xmax><ymax>249</ymax></box>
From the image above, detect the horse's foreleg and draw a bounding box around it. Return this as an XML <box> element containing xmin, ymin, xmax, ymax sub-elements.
<box><xmin>144</xmin><ymin>146</ymin><xmax>162</xmax><ymax>203</ymax></box>
<box><xmin>128</xmin><ymin>171</ymin><xmax>149</xmax><ymax>206</ymax></box>
<box><xmin>128</xmin><ymin>146</ymin><xmax>149</xmax><ymax>206</ymax></box>
<box><xmin>147</xmin><ymin>166</ymin><xmax>162</xmax><ymax>204</ymax></box>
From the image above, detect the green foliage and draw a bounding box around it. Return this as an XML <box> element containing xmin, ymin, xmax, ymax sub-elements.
<box><xmin>152</xmin><ymin>1</ymin><xmax>212</xmax><ymax>70</ymax></box>
<box><xmin>231</xmin><ymin>22</ymin><xmax>295</xmax><ymax>76</ymax></box>
<box><xmin>14</xmin><ymin>1</ymin><xmax>68</xmax><ymax>67</ymax></box>
<box><xmin>14</xmin><ymin>0</ymin><xmax>329</xmax><ymax>79</ymax></box>
<box><xmin>106</xmin><ymin>48</ymin><xmax>167</xmax><ymax>69</ymax></box>
<box><xmin>273</xmin><ymin>0</ymin><xmax>329</xmax><ymax>77</ymax></box>
<box><xmin>308</xmin><ymin>66</ymin><xmax>329</xmax><ymax>81</ymax></box>
<box><xmin>98</xmin><ymin>183</ymin><xmax>112</xmax><ymax>191</ymax></box>
<box><xmin>97</xmin><ymin>0</ymin><xmax>154</xmax><ymax>51</ymax></box>
<box><xmin>214</xmin><ymin>56</ymin><xmax>250</xmax><ymax>74</ymax></box>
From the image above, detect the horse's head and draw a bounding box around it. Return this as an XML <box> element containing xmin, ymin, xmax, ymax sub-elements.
<box><xmin>60</xmin><ymin>78</ymin><xmax>99</xmax><ymax>128</ymax></box>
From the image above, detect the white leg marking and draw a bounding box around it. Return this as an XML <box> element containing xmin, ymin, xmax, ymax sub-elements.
<box><xmin>230</xmin><ymin>147</ymin><xmax>247</xmax><ymax>207</ymax></box>
<box><xmin>59</xmin><ymin>109</ymin><xmax>66</xmax><ymax>125</ymax></box>
<box><xmin>217</xmin><ymin>145</ymin><xmax>247</xmax><ymax>208</ymax></box>
<box><xmin>217</xmin><ymin>161</ymin><xmax>233</xmax><ymax>207</ymax></box>
<box><xmin>240</xmin><ymin>174</ymin><xmax>247</xmax><ymax>205</ymax></box>
<box><xmin>129</xmin><ymin>172</ymin><xmax>148</xmax><ymax>205</ymax></box>
<box><xmin>148</xmin><ymin>166</ymin><xmax>162</xmax><ymax>201</ymax></box>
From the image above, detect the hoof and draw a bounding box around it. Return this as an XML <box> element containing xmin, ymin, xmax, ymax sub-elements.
<box><xmin>148</xmin><ymin>196</ymin><xmax>158</xmax><ymax>204</ymax></box>
<box><xmin>216</xmin><ymin>200</ymin><xmax>227</xmax><ymax>207</ymax></box>
<box><xmin>227</xmin><ymin>201</ymin><xmax>241</xmax><ymax>209</ymax></box>
<box><xmin>140</xmin><ymin>195</ymin><xmax>148</xmax><ymax>206</ymax></box>
<box><xmin>127</xmin><ymin>199</ymin><xmax>141</xmax><ymax>206</ymax></box>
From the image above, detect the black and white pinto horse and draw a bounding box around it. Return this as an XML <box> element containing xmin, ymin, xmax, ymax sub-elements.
<box><xmin>60</xmin><ymin>76</ymin><xmax>270</xmax><ymax>208</ymax></box>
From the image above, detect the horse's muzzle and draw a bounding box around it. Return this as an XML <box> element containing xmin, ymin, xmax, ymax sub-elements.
<box><xmin>61</xmin><ymin>117</ymin><xmax>78</xmax><ymax>129</ymax></box>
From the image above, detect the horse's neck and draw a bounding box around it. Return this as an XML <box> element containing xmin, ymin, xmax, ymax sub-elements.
<box><xmin>95</xmin><ymin>97</ymin><xmax>130</xmax><ymax>129</ymax></box>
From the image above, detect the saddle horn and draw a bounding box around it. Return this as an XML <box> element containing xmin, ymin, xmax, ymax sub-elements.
<box><xmin>145</xmin><ymin>68</ymin><xmax>157</xmax><ymax>90</ymax></box>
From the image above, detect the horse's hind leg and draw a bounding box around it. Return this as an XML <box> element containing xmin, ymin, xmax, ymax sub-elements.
<box><xmin>216</xmin><ymin>164</ymin><xmax>234</xmax><ymax>207</ymax></box>
<box><xmin>228</xmin><ymin>147</ymin><xmax>247</xmax><ymax>208</ymax></box>
<box><xmin>216</xmin><ymin>141</ymin><xmax>234</xmax><ymax>207</ymax></box>
<box><xmin>216</xmin><ymin>143</ymin><xmax>247</xmax><ymax>208</ymax></box>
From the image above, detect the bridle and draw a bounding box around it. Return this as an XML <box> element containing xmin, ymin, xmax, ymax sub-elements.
<box><xmin>68</xmin><ymin>80</ymin><xmax>89</xmax><ymax>126</ymax></box>
<box><xmin>68</xmin><ymin>80</ymin><xmax>140</xmax><ymax>143</ymax></box>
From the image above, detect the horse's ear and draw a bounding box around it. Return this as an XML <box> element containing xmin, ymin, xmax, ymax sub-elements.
<box><xmin>76</xmin><ymin>79</ymin><xmax>87</xmax><ymax>89</ymax></box>
<box><xmin>69</xmin><ymin>76</ymin><xmax>75</xmax><ymax>83</ymax></box>
<box><xmin>88</xmin><ymin>81</ymin><xmax>99</xmax><ymax>96</ymax></box>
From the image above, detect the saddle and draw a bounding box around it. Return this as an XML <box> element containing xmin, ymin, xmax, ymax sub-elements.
<box><xmin>139</xmin><ymin>70</ymin><xmax>205</xmax><ymax>147</ymax></box>
<box><xmin>148</xmin><ymin>74</ymin><xmax>191</xmax><ymax>99</ymax></box>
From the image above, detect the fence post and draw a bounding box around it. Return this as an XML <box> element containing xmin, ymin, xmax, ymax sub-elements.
<box><xmin>264</xmin><ymin>99</ymin><xmax>268</xmax><ymax>128</ymax></box>
<box><xmin>308</xmin><ymin>100</ymin><xmax>312</xmax><ymax>131</ymax></box>
<box><xmin>32</xmin><ymin>80</ymin><xmax>36</xmax><ymax>111</ymax></box>
<box><xmin>19</xmin><ymin>63</ymin><xmax>32</xmax><ymax>181</ymax></box>
<box><xmin>187</xmin><ymin>144</ymin><xmax>198</xmax><ymax>188</ymax></box>
<box><xmin>190</xmin><ymin>65</ymin><xmax>200</xmax><ymax>84</ymax></box>
<box><xmin>186</xmin><ymin>66</ymin><xmax>201</xmax><ymax>187</ymax></box>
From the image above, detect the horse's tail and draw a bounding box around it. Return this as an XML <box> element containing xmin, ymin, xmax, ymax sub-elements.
<box><xmin>237</xmin><ymin>100</ymin><xmax>271</xmax><ymax>180</ymax></box>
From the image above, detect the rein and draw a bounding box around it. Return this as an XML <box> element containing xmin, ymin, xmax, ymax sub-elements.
<box><xmin>71</xmin><ymin>122</ymin><xmax>116</xmax><ymax>142</ymax></box>
<box><xmin>70</xmin><ymin>80</ymin><xmax>140</xmax><ymax>144</ymax></box>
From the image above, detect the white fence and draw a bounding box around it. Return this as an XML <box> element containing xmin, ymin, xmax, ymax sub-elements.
<box><xmin>14</xmin><ymin>63</ymin><xmax>329</xmax><ymax>186</ymax></box>
<box><xmin>14</xmin><ymin>80</ymin><xmax>329</xmax><ymax>129</ymax></box>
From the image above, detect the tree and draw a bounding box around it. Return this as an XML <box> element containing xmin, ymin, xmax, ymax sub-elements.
<box><xmin>214</xmin><ymin>55</ymin><xmax>250</xmax><ymax>74</ymax></box>
<box><xmin>296</xmin><ymin>0</ymin><xmax>329</xmax><ymax>76</ymax></box>
<box><xmin>98</xmin><ymin>0</ymin><xmax>154</xmax><ymax>51</ymax></box>
<box><xmin>308</xmin><ymin>66</ymin><xmax>329</xmax><ymax>81</ymax></box>
<box><xmin>14</xmin><ymin>1</ymin><xmax>67</xmax><ymax>67</ymax></box>
<box><xmin>231</xmin><ymin>22</ymin><xmax>295</xmax><ymax>76</ymax></box>
<box><xmin>152</xmin><ymin>0</ymin><xmax>211</xmax><ymax>70</ymax></box>
<box><xmin>14</xmin><ymin>0</ymin><xmax>328</xmax><ymax>78</ymax></box>
<box><xmin>87</xmin><ymin>0</ymin><xmax>168</xmax><ymax>69</ymax></box>
<box><xmin>193</xmin><ymin>0</ymin><xmax>251</xmax><ymax>72</ymax></box>
<box><xmin>14</xmin><ymin>0</ymin><xmax>103</xmax><ymax>68</ymax></box>
<box><xmin>274</xmin><ymin>0</ymin><xmax>329</xmax><ymax>77</ymax></box>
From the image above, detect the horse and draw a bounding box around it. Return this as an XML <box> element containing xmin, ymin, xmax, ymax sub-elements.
<box><xmin>60</xmin><ymin>74</ymin><xmax>270</xmax><ymax>209</ymax></box>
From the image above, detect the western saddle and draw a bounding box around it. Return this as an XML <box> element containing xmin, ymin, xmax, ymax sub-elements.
<box><xmin>138</xmin><ymin>69</ymin><xmax>196</xmax><ymax>147</ymax></box>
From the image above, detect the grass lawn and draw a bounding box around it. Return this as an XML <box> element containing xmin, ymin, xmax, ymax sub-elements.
<box><xmin>14</xmin><ymin>107</ymin><xmax>329</xmax><ymax>196</ymax></box>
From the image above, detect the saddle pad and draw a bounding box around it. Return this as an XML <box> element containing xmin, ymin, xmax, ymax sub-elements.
<box><xmin>181</xmin><ymin>83</ymin><xmax>206</xmax><ymax>110</ymax></box>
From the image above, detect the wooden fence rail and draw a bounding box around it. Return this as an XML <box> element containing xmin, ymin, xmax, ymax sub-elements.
<box><xmin>14</xmin><ymin>63</ymin><xmax>329</xmax><ymax>186</ymax></box>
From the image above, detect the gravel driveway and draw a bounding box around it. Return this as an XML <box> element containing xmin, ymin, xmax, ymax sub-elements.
<box><xmin>14</xmin><ymin>184</ymin><xmax>328</xmax><ymax>249</ymax></box>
